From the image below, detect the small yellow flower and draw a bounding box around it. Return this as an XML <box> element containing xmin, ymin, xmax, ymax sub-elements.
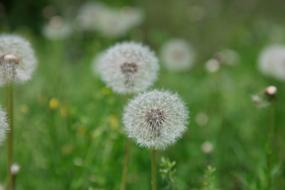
<box><xmin>49</xmin><ymin>98</ymin><xmax>59</xmax><ymax>110</ymax></box>
<box><xmin>77</xmin><ymin>126</ymin><xmax>87</xmax><ymax>136</ymax></box>
<box><xmin>107</xmin><ymin>114</ymin><xmax>119</xmax><ymax>130</ymax></box>
<box><xmin>60</xmin><ymin>105</ymin><xmax>68</xmax><ymax>117</ymax></box>
<box><xmin>20</xmin><ymin>104</ymin><xmax>29</xmax><ymax>114</ymax></box>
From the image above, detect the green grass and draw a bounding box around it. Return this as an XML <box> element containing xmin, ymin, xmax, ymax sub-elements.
<box><xmin>1</xmin><ymin>0</ymin><xmax>285</xmax><ymax>189</ymax></box>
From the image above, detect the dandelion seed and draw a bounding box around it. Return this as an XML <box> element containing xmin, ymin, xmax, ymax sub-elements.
<box><xmin>123</xmin><ymin>90</ymin><xmax>189</xmax><ymax>150</ymax></box>
<box><xmin>0</xmin><ymin>34</ymin><xmax>37</xmax><ymax>85</ymax></box>
<box><xmin>161</xmin><ymin>39</ymin><xmax>195</xmax><ymax>71</ymax></box>
<box><xmin>43</xmin><ymin>16</ymin><xmax>72</xmax><ymax>40</ymax></box>
<box><xmin>258</xmin><ymin>44</ymin><xmax>285</xmax><ymax>81</ymax></box>
<box><xmin>0</xmin><ymin>107</ymin><xmax>8</xmax><ymax>145</ymax></box>
<box><xmin>97</xmin><ymin>42</ymin><xmax>159</xmax><ymax>94</ymax></box>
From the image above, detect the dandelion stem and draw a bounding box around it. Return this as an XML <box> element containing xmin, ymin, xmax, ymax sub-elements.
<box><xmin>120</xmin><ymin>139</ymin><xmax>131</xmax><ymax>190</ymax></box>
<box><xmin>151</xmin><ymin>149</ymin><xmax>157</xmax><ymax>190</ymax></box>
<box><xmin>6</xmin><ymin>83</ymin><xmax>14</xmax><ymax>190</ymax></box>
<box><xmin>266</xmin><ymin>103</ymin><xmax>275</xmax><ymax>189</ymax></box>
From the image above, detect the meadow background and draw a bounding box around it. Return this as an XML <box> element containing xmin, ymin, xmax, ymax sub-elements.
<box><xmin>1</xmin><ymin>0</ymin><xmax>285</xmax><ymax>189</ymax></box>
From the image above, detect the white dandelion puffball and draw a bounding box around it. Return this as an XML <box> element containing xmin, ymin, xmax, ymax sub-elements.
<box><xmin>76</xmin><ymin>2</ymin><xmax>108</xmax><ymax>31</ymax></box>
<box><xmin>0</xmin><ymin>34</ymin><xmax>37</xmax><ymax>85</ymax></box>
<box><xmin>258</xmin><ymin>44</ymin><xmax>285</xmax><ymax>81</ymax></box>
<box><xmin>43</xmin><ymin>16</ymin><xmax>72</xmax><ymax>40</ymax></box>
<box><xmin>123</xmin><ymin>90</ymin><xmax>189</xmax><ymax>150</ymax></box>
<box><xmin>0</xmin><ymin>107</ymin><xmax>8</xmax><ymax>145</ymax></box>
<box><xmin>97</xmin><ymin>42</ymin><xmax>159</xmax><ymax>94</ymax></box>
<box><xmin>76</xmin><ymin>2</ymin><xmax>143</xmax><ymax>37</ymax></box>
<box><xmin>161</xmin><ymin>39</ymin><xmax>195</xmax><ymax>71</ymax></box>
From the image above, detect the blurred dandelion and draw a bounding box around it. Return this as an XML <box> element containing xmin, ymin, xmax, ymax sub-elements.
<box><xmin>77</xmin><ymin>2</ymin><xmax>143</xmax><ymax>37</ymax></box>
<box><xmin>195</xmin><ymin>112</ymin><xmax>209</xmax><ymax>127</ymax></box>
<box><xmin>0</xmin><ymin>34</ymin><xmax>37</xmax><ymax>85</ymax></box>
<box><xmin>205</xmin><ymin>58</ymin><xmax>220</xmax><ymax>73</ymax></box>
<box><xmin>0</xmin><ymin>107</ymin><xmax>8</xmax><ymax>145</ymax></box>
<box><xmin>201</xmin><ymin>141</ymin><xmax>214</xmax><ymax>154</ymax></box>
<box><xmin>0</xmin><ymin>34</ymin><xmax>36</xmax><ymax>190</ymax></box>
<box><xmin>43</xmin><ymin>16</ymin><xmax>72</xmax><ymax>40</ymax></box>
<box><xmin>258</xmin><ymin>44</ymin><xmax>285</xmax><ymax>81</ymax></box>
<box><xmin>97</xmin><ymin>42</ymin><xmax>159</xmax><ymax>94</ymax></box>
<box><xmin>161</xmin><ymin>39</ymin><xmax>195</xmax><ymax>71</ymax></box>
<box><xmin>123</xmin><ymin>90</ymin><xmax>189</xmax><ymax>190</ymax></box>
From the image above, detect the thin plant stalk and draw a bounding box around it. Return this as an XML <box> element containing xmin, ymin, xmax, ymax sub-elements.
<box><xmin>6</xmin><ymin>83</ymin><xmax>14</xmax><ymax>190</ymax></box>
<box><xmin>151</xmin><ymin>149</ymin><xmax>157</xmax><ymax>190</ymax></box>
<box><xmin>266</xmin><ymin>102</ymin><xmax>276</xmax><ymax>189</ymax></box>
<box><xmin>120</xmin><ymin>139</ymin><xmax>131</xmax><ymax>190</ymax></box>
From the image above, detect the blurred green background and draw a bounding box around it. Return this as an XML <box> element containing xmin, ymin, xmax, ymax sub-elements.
<box><xmin>0</xmin><ymin>0</ymin><xmax>285</xmax><ymax>189</ymax></box>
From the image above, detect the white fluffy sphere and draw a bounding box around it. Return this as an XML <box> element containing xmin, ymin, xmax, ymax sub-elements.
<box><xmin>0</xmin><ymin>34</ymin><xmax>37</xmax><ymax>85</ymax></box>
<box><xmin>258</xmin><ymin>45</ymin><xmax>285</xmax><ymax>81</ymax></box>
<box><xmin>97</xmin><ymin>42</ymin><xmax>159</xmax><ymax>94</ymax></box>
<box><xmin>161</xmin><ymin>39</ymin><xmax>195</xmax><ymax>71</ymax></box>
<box><xmin>76</xmin><ymin>2</ymin><xmax>143</xmax><ymax>37</ymax></box>
<box><xmin>0</xmin><ymin>107</ymin><xmax>8</xmax><ymax>145</ymax></box>
<box><xmin>43</xmin><ymin>16</ymin><xmax>72</xmax><ymax>40</ymax></box>
<box><xmin>123</xmin><ymin>90</ymin><xmax>189</xmax><ymax>150</ymax></box>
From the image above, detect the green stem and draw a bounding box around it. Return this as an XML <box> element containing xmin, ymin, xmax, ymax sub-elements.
<box><xmin>120</xmin><ymin>139</ymin><xmax>131</xmax><ymax>190</ymax></box>
<box><xmin>266</xmin><ymin>103</ymin><xmax>275</xmax><ymax>189</ymax></box>
<box><xmin>6</xmin><ymin>83</ymin><xmax>14</xmax><ymax>190</ymax></box>
<box><xmin>151</xmin><ymin>149</ymin><xmax>157</xmax><ymax>190</ymax></box>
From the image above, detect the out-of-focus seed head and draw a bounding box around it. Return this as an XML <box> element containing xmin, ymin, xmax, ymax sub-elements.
<box><xmin>205</xmin><ymin>58</ymin><xmax>220</xmax><ymax>73</ymax></box>
<box><xmin>76</xmin><ymin>2</ymin><xmax>144</xmax><ymax>37</ymax></box>
<box><xmin>161</xmin><ymin>39</ymin><xmax>195</xmax><ymax>71</ymax></box>
<box><xmin>258</xmin><ymin>45</ymin><xmax>285</xmax><ymax>81</ymax></box>
<box><xmin>43</xmin><ymin>16</ymin><xmax>72</xmax><ymax>40</ymax></box>
<box><xmin>0</xmin><ymin>34</ymin><xmax>37</xmax><ymax>85</ymax></box>
<box><xmin>97</xmin><ymin>42</ymin><xmax>159</xmax><ymax>94</ymax></box>
<box><xmin>201</xmin><ymin>141</ymin><xmax>214</xmax><ymax>154</ymax></box>
<box><xmin>10</xmin><ymin>163</ymin><xmax>20</xmax><ymax>175</ymax></box>
<box><xmin>123</xmin><ymin>90</ymin><xmax>189</xmax><ymax>150</ymax></box>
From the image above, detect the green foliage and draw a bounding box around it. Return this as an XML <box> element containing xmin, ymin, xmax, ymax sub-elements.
<box><xmin>201</xmin><ymin>166</ymin><xmax>219</xmax><ymax>190</ymax></box>
<box><xmin>160</xmin><ymin>157</ymin><xmax>177</xmax><ymax>190</ymax></box>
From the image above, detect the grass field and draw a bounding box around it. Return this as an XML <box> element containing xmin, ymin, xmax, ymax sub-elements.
<box><xmin>0</xmin><ymin>0</ymin><xmax>285</xmax><ymax>189</ymax></box>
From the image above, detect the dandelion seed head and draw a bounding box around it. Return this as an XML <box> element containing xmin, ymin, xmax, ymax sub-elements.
<box><xmin>97</xmin><ymin>42</ymin><xmax>159</xmax><ymax>94</ymax></box>
<box><xmin>77</xmin><ymin>2</ymin><xmax>143</xmax><ymax>37</ymax></box>
<box><xmin>0</xmin><ymin>107</ymin><xmax>8</xmax><ymax>145</ymax></box>
<box><xmin>201</xmin><ymin>141</ymin><xmax>214</xmax><ymax>154</ymax></box>
<box><xmin>43</xmin><ymin>16</ymin><xmax>72</xmax><ymax>40</ymax></box>
<box><xmin>205</xmin><ymin>58</ymin><xmax>220</xmax><ymax>73</ymax></box>
<box><xmin>0</xmin><ymin>34</ymin><xmax>37</xmax><ymax>85</ymax></box>
<box><xmin>10</xmin><ymin>163</ymin><xmax>20</xmax><ymax>175</ymax></box>
<box><xmin>123</xmin><ymin>90</ymin><xmax>189</xmax><ymax>150</ymax></box>
<box><xmin>258</xmin><ymin>44</ymin><xmax>285</xmax><ymax>81</ymax></box>
<box><xmin>161</xmin><ymin>39</ymin><xmax>195</xmax><ymax>71</ymax></box>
